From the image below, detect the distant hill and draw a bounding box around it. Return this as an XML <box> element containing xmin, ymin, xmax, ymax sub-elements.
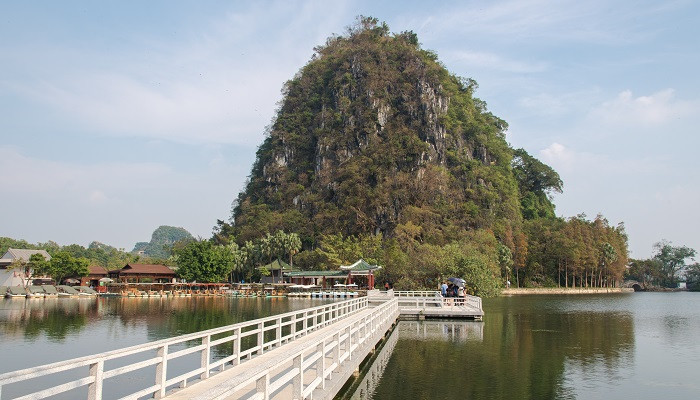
<box><xmin>132</xmin><ymin>226</ymin><xmax>194</xmax><ymax>258</ymax></box>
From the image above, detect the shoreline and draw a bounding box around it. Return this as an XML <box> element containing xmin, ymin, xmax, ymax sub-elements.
<box><xmin>501</xmin><ymin>287</ymin><xmax>634</xmax><ymax>295</ymax></box>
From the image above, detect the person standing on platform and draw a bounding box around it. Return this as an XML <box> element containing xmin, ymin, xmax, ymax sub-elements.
<box><xmin>441</xmin><ymin>281</ymin><xmax>448</xmax><ymax>297</ymax></box>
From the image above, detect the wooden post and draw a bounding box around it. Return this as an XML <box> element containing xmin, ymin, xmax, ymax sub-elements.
<box><xmin>87</xmin><ymin>359</ymin><xmax>104</xmax><ymax>400</ymax></box>
<box><xmin>155</xmin><ymin>344</ymin><xmax>168</xmax><ymax>398</ymax></box>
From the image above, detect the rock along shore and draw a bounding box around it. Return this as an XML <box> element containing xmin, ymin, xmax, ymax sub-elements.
<box><xmin>501</xmin><ymin>287</ymin><xmax>634</xmax><ymax>295</ymax></box>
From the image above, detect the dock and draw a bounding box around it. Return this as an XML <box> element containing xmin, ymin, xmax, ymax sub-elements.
<box><xmin>0</xmin><ymin>291</ymin><xmax>482</xmax><ymax>400</ymax></box>
<box><xmin>369</xmin><ymin>289</ymin><xmax>484</xmax><ymax>320</ymax></box>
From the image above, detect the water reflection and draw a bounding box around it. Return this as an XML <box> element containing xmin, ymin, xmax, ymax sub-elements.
<box><xmin>0</xmin><ymin>297</ymin><xmax>329</xmax><ymax>343</ymax></box>
<box><xmin>398</xmin><ymin>320</ymin><xmax>484</xmax><ymax>342</ymax></box>
<box><xmin>356</xmin><ymin>296</ymin><xmax>636</xmax><ymax>400</ymax></box>
<box><xmin>0</xmin><ymin>299</ymin><xmax>93</xmax><ymax>341</ymax></box>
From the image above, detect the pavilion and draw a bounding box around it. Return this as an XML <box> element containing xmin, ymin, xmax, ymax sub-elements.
<box><xmin>284</xmin><ymin>259</ymin><xmax>381</xmax><ymax>289</ymax></box>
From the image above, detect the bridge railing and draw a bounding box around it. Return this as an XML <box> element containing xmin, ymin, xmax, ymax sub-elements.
<box><xmin>0</xmin><ymin>297</ymin><xmax>367</xmax><ymax>400</ymax></box>
<box><xmin>392</xmin><ymin>290</ymin><xmax>441</xmax><ymax>297</ymax></box>
<box><xmin>368</xmin><ymin>290</ymin><xmax>482</xmax><ymax>311</ymax></box>
<box><xmin>216</xmin><ymin>298</ymin><xmax>400</xmax><ymax>399</ymax></box>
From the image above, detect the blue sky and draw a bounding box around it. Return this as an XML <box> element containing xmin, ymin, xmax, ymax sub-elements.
<box><xmin>1</xmin><ymin>0</ymin><xmax>698</xmax><ymax>257</ymax></box>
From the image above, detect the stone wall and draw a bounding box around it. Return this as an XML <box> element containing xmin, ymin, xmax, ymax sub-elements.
<box><xmin>501</xmin><ymin>287</ymin><xmax>634</xmax><ymax>295</ymax></box>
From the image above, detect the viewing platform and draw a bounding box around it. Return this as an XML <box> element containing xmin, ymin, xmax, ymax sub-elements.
<box><xmin>0</xmin><ymin>291</ymin><xmax>482</xmax><ymax>400</ymax></box>
<box><xmin>368</xmin><ymin>289</ymin><xmax>484</xmax><ymax>321</ymax></box>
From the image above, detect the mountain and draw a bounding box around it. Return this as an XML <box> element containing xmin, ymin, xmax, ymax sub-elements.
<box><xmin>132</xmin><ymin>226</ymin><xmax>194</xmax><ymax>259</ymax></box>
<box><xmin>231</xmin><ymin>17</ymin><xmax>551</xmax><ymax>247</ymax></box>
<box><xmin>223</xmin><ymin>18</ymin><xmax>627</xmax><ymax>293</ymax></box>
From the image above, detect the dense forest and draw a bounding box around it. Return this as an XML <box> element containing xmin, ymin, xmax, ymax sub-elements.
<box><xmin>214</xmin><ymin>17</ymin><xmax>629</xmax><ymax>296</ymax></box>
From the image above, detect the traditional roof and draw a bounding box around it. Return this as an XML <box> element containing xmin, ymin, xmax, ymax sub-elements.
<box><xmin>285</xmin><ymin>270</ymin><xmax>347</xmax><ymax>277</ymax></box>
<box><xmin>339</xmin><ymin>259</ymin><xmax>381</xmax><ymax>271</ymax></box>
<box><xmin>87</xmin><ymin>265</ymin><xmax>109</xmax><ymax>275</ymax></box>
<box><xmin>119</xmin><ymin>264</ymin><xmax>175</xmax><ymax>275</ymax></box>
<box><xmin>257</xmin><ymin>259</ymin><xmax>291</xmax><ymax>271</ymax></box>
<box><xmin>2</xmin><ymin>248</ymin><xmax>51</xmax><ymax>262</ymax></box>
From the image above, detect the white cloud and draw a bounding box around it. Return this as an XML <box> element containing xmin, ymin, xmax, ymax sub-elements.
<box><xmin>2</xmin><ymin>1</ymin><xmax>351</xmax><ymax>146</ymax></box>
<box><xmin>539</xmin><ymin>142</ymin><xmax>575</xmax><ymax>170</ymax></box>
<box><xmin>0</xmin><ymin>146</ymin><xmax>247</xmax><ymax>249</ymax></box>
<box><xmin>447</xmin><ymin>50</ymin><xmax>547</xmax><ymax>73</ymax></box>
<box><xmin>590</xmin><ymin>89</ymin><xmax>699</xmax><ymax>126</ymax></box>
<box><xmin>412</xmin><ymin>0</ymin><xmax>653</xmax><ymax>45</ymax></box>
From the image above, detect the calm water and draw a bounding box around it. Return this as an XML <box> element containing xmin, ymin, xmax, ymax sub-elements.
<box><xmin>0</xmin><ymin>296</ymin><xmax>332</xmax><ymax>399</ymax></box>
<box><xmin>353</xmin><ymin>292</ymin><xmax>700</xmax><ymax>400</ymax></box>
<box><xmin>2</xmin><ymin>294</ymin><xmax>699</xmax><ymax>399</ymax></box>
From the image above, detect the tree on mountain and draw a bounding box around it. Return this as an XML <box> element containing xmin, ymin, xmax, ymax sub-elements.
<box><xmin>512</xmin><ymin>148</ymin><xmax>563</xmax><ymax>219</ymax></box>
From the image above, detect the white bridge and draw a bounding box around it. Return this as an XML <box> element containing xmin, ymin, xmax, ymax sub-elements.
<box><xmin>0</xmin><ymin>291</ymin><xmax>482</xmax><ymax>400</ymax></box>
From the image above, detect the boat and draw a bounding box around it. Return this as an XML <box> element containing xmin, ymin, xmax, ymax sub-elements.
<box><xmin>76</xmin><ymin>286</ymin><xmax>98</xmax><ymax>296</ymax></box>
<box><xmin>26</xmin><ymin>286</ymin><xmax>46</xmax><ymax>298</ymax></box>
<box><xmin>56</xmin><ymin>285</ymin><xmax>80</xmax><ymax>297</ymax></box>
<box><xmin>42</xmin><ymin>285</ymin><xmax>59</xmax><ymax>298</ymax></box>
<box><xmin>7</xmin><ymin>286</ymin><xmax>28</xmax><ymax>298</ymax></box>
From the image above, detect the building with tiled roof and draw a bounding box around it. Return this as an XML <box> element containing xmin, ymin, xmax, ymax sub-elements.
<box><xmin>0</xmin><ymin>248</ymin><xmax>52</xmax><ymax>286</ymax></box>
<box><xmin>109</xmin><ymin>263</ymin><xmax>176</xmax><ymax>283</ymax></box>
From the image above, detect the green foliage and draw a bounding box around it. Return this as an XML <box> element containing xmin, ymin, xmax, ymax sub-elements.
<box><xmin>317</xmin><ymin>233</ymin><xmax>384</xmax><ymax>267</ymax></box>
<box><xmin>48</xmin><ymin>251</ymin><xmax>89</xmax><ymax>284</ymax></box>
<box><xmin>1</xmin><ymin>237</ymin><xmax>35</xmax><ymax>255</ymax></box>
<box><xmin>685</xmin><ymin>263</ymin><xmax>700</xmax><ymax>291</ymax></box>
<box><xmin>652</xmin><ymin>240</ymin><xmax>696</xmax><ymax>287</ymax></box>
<box><xmin>521</xmin><ymin>214</ymin><xmax>628</xmax><ymax>288</ymax></box>
<box><xmin>174</xmin><ymin>240</ymin><xmax>234</xmax><ymax>283</ymax></box>
<box><xmin>626</xmin><ymin>242</ymin><xmax>697</xmax><ymax>288</ymax></box>
<box><xmin>626</xmin><ymin>258</ymin><xmax>663</xmax><ymax>287</ymax></box>
<box><xmin>512</xmin><ymin>148</ymin><xmax>562</xmax><ymax>220</ymax></box>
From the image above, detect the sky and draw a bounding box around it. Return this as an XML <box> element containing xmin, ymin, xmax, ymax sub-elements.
<box><xmin>1</xmin><ymin>0</ymin><xmax>698</xmax><ymax>258</ymax></box>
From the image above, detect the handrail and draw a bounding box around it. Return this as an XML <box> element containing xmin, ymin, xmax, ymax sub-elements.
<box><xmin>195</xmin><ymin>299</ymin><xmax>400</xmax><ymax>400</ymax></box>
<box><xmin>392</xmin><ymin>290</ymin><xmax>441</xmax><ymax>297</ymax></box>
<box><xmin>369</xmin><ymin>290</ymin><xmax>482</xmax><ymax>312</ymax></box>
<box><xmin>395</xmin><ymin>295</ymin><xmax>482</xmax><ymax>312</ymax></box>
<box><xmin>0</xmin><ymin>297</ymin><xmax>368</xmax><ymax>400</ymax></box>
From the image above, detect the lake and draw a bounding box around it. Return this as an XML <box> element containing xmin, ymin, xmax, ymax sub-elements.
<box><xmin>352</xmin><ymin>292</ymin><xmax>700</xmax><ymax>400</ymax></box>
<box><xmin>1</xmin><ymin>293</ymin><xmax>699</xmax><ymax>399</ymax></box>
